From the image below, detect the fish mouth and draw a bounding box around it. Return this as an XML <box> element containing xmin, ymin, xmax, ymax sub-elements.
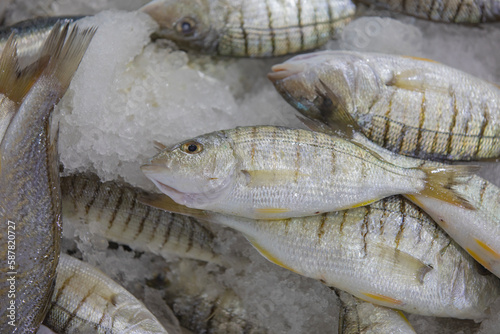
<box><xmin>267</xmin><ymin>63</ymin><xmax>305</xmax><ymax>83</ymax></box>
<box><xmin>141</xmin><ymin>164</ymin><xmax>185</xmax><ymax>198</ymax></box>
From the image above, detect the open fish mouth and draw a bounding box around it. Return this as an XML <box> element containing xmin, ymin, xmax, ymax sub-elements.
<box><xmin>141</xmin><ymin>164</ymin><xmax>185</xmax><ymax>197</ymax></box>
<box><xmin>267</xmin><ymin>63</ymin><xmax>305</xmax><ymax>83</ymax></box>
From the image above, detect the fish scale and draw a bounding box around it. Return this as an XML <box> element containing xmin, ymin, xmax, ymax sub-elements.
<box><xmin>61</xmin><ymin>173</ymin><xmax>222</xmax><ymax>265</ymax></box>
<box><xmin>270</xmin><ymin>51</ymin><xmax>500</xmax><ymax>160</ymax></box>
<box><xmin>141</xmin><ymin>0</ymin><xmax>355</xmax><ymax>57</ymax></box>
<box><xmin>144</xmin><ymin>193</ymin><xmax>500</xmax><ymax>319</ymax></box>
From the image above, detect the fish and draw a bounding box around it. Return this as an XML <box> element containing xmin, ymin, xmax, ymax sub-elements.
<box><xmin>43</xmin><ymin>253</ymin><xmax>175</xmax><ymax>334</ymax></box>
<box><xmin>0</xmin><ymin>23</ymin><xmax>95</xmax><ymax>333</ymax></box>
<box><xmin>409</xmin><ymin>174</ymin><xmax>500</xmax><ymax>279</ymax></box>
<box><xmin>0</xmin><ymin>16</ymin><xmax>83</xmax><ymax>65</ymax></box>
<box><xmin>268</xmin><ymin>50</ymin><xmax>500</xmax><ymax>161</ymax></box>
<box><xmin>140</xmin><ymin>193</ymin><xmax>500</xmax><ymax>319</ymax></box>
<box><xmin>336</xmin><ymin>289</ymin><xmax>417</xmax><ymax>334</ymax></box>
<box><xmin>160</xmin><ymin>259</ymin><xmax>269</xmax><ymax>334</ymax></box>
<box><xmin>141</xmin><ymin>125</ymin><xmax>476</xmax><ymax>220</ymax></box>
<box><xmin>61</xmin><ymin>172</ymin><xmax>222</xmax><ymax>265</ymax></box>
<box><xmin>139</xmin><ymin>0</ymin><xmax>356</xmax><ymax>57</ymax></box>
<box><xmin>354</xmin><ymin>0</ymin><xmax>500</xmax><ymax>23</ymax></box>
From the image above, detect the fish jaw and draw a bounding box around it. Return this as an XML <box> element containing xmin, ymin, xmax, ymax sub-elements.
<box><xmin>268</xmin><ymin>63</ymin><xmax>306</xmax><ymax>83</ymax></box>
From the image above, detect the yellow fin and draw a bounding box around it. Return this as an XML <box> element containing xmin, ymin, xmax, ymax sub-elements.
<box><xmin>417</xmin><ymin>165</ymin><xmax>479</xmax><ymax>210</ymax></box>
<box><xmin>401</xmin><ymin>55</ymin><xmax>439</xmax><ymax>63</ymax></box>
<box><xmin>475</xmin><ymin>239</ymin><xmax>500</xmax><ymax>260</ymax></box>
<box><xmin>348</xmin><ymin>199</ymin><xmax>379</xmax><ymax>209</ymax></box>
<box><xmin>255</xmin><ymin>207</ymin><xmax>290</xmax><ymax>214</ymax></box>
<box><xmin>247</xmin><ymin>237</ymin><xmax>299</xmax><ymax>274</ymax></box>
<box><xmin>370</xmin><ymin>243</ymin><xmax>432</xmax><ymax>284</ymax></box>
<box><xmin>138</xmin><ymin>192</ymin><xmax>209</xmax><ymax>221</ymax></box>
<box><xmin>361</xmin><ymin>292</ymin><xmax>403</xmax><ymax>306</ymax></box>
<box><xmin>242</xmin><ymin>169</ymin><xmax>308</xmax><ymax>187</ymax></box>
<box><xmin>395</xmin><ymin>310</ymin><xmax>412</xmax><ymax>326</ymax></box>
<box><xmin>389</xmin><ymin>69</ymin><xmax>449</xmax><ymax>94</ymax></box>
<box><xmin>466</xmin><ymin>247</ymin><xmax>492</xmax><ymax>271</ymax></box>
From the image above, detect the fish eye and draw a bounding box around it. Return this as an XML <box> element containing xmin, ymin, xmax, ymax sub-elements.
<box><xmin>181</xmin><ymin>141</ymin><xmax>203</xmax><ymax>154</ymax></box>
<box><xmin>175</xmin><ymin>17</ymin><xmax>197</xmax><ymax>36</ymax></box>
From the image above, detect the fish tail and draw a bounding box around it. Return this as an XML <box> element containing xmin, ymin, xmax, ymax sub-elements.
<box><xmin>416</xmin><ymin>165</ymin><xmax>479</xmax><ymax>210</ymax></box>
<box><xmin>40</xmin><ymin>22</ymin><xmax>97</xmax><ymax>92</ymax></box>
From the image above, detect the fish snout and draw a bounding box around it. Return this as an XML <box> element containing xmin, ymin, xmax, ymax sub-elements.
<box><xmin>267</xmin><ymin>63</ymin><xmax>306</xmax><ymax>83</ymax></box>
<box><xmin>141</xmin><ymin>163</ymin><xmax>169</xmax><ymax>176</ymax></box>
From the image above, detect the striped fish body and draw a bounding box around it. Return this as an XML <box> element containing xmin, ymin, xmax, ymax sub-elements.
<box><xmin>337</xmin><ymin>290</ymin><xmax>416</xmax><ymax>334</ymax></box>
<box><xmin>61</xmin><ymin>173</ymin><xmax>221</xmax><ymax>264</ymax></box>
<box><xmin>269</xmin><ymin>50</ymin><xmax>500</xmax><ymax>161</ymax></box>
<box><xmin>140</xmin><ymin>0</ymin><xmax>355</xmax><ymax>57</ymax></box>
<box><xmin>0</xmin><ymin>24</ymin><xmax>95</xmax><ymax>333</ymax></box>
<box><xmin>142</xmin><ymin>125</ymin><xmax>472</xmax><ymax>220</ymax></box>
<box><xmin>355</xmin><ymin>0</ymin><xmax>500</xmax><ymax>23</ymax></box>
<box><xmin>410</xmin><ymin>174</ymin><xmax>500</xmax><ymax>278</ymax></box>
<box><xmin>44</xmin><ymin>254</ymin><xmax>173</xmax><ymax>334</ymax></box>
<box><xmin>205</xmin><ymin>196</ymin><xmax>500</xmax><ymax>319</ymax></box>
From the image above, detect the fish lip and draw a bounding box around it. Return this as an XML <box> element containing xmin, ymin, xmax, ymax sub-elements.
<box><xmin>267</xmin><ymin>63</ymin><xmax>305</xmax><ymax>83</ymax></box>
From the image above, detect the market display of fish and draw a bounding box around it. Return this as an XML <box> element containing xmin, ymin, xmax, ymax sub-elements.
<box><xmin>355</xmin><ymin>0</ymin><xmax>500</xmax><ymax>23</ymax></box>
<box><xmin>336</xmin><ymin>289</ymin><xmax>417</xmax><ymax>334</ymax></box>
<box><xmin>139</xmin><ymin>0</ymin><xmax>356</xmax><ymax>57</ymax></box>
<box><xmin>141</xmin><ymin>192</ymin><xmax>500</xmax><ymax>319</ymax></box>
<box><xmin>44</xmin><ymin>253</ymin><xmax>175</xmax><ymax>334</ymax></box>
<box><xmin>0</xmin><ymin>23</ymin><xmax>95</xmax><ymax>334</ymax></box>
<box><xmin>141</xmin><ymin>125</ymin><xmax>477</xmax><ymax>220</ymax></box>
<box><xmin>61</xmin><ymin>172</ymin><xmax>222</xmax><ymax>264</ymax></box>
<box><xmin>268</xmin><ymin>50</ymin><xmax>500</xmax><ymax>161</ymax></box>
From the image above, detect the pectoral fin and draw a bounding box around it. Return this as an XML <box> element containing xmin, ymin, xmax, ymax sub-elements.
<box><xmin>371</xmin><ymin>243</ymin><xmax>432</xmax><ymax>284</ymax></box>
<box><xmin>389</xmin><ymin>69</ymin><xmax>448</xmax><ymax>94</ymax></box>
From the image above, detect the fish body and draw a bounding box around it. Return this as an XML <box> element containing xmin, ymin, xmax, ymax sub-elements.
<box><xmin>61</xmin><ymin>172</ymin><xmax>221</xmax><ymax>264</ymax></box>
<box><xmin>44</xmin><ymin>254</ymin><xmax>173</xmax><ymax>334</ymax></box>
<box><xmin>140</xmin><ymin>0</ymin><xmax>355</xmax><ymax>57</ymax></box>
<box><xmin>0</xmin><ymin>16</ymin><xmax>83</xmax><ymax>63</ymax></box>
<box><xmin>143</xmin><ymin>193</ymin><xmax>500</xmax><ymax>319</ymax></box>
<box><xmin>269</xmin><ymin>50</ymin><xmax>500</xmax><ymax>161</ymax></box>
<box><xmin>409</xmin><ymin>174</ymin><xmax>500</xmax><ymax>278</ymax></box>
<box><xmin>337</xmin><ymin>290</ymin><xmax>416</xmax><ymax>334</ymax></box>
<box><xmin>0</xmin><ymin>24</ymin><xmax>95</xmax><ymax>333</ymax></box>
<box><xmin>355</xmin><ymin>0</ymin><xmax>500</xmax><ymax>23</ymax></box>
<box><xmin>142</xmin><ymin>125</ymin><xmax>473</xmax><ymax>220</ymax></box>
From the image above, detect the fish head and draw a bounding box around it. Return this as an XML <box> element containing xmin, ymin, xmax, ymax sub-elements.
<box><xmin>268</xmin><ymin>51</ymin><xmax>380</xmax><ymax>126</ymax></box>
<box><xmin>140</xmin><ymin>0</ymin><xmax>217</xmax><ymax>52</ymax></box>
<box><xmin>141</xmin><ymin>131</ymin><xmax>238</xmax><ymax>208</ymax></box>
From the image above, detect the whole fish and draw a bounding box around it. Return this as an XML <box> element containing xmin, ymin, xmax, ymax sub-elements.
<box><xmin>44</xmin><ymin>253</ymin><xmax>175</xmax><ymax>334</ymax></box>
<box><xmin>336</xmin><ymin>290</ymin><xmax>417</xmax><ymax>334</ymax></box>
<box><xmin>61</xmin><ymin>172</ymin><xmax>222</xmax><ymax>264</ymax></box>
<box><xmin>0</xmin><ymin>16</ymin><xmax>83</xmax><ymax>64</ymax></box>
<box><xmin>268</xmin><ymin>50</ymin><xmax>500</xmax><ymax>161</ymax></box>
<box><xmin>139</xmin><ymin>0</ymin><xmax>356</xmax><ymax>57</ymax></box>
<box><xmin>141</xmin><ymin>193</ymin><xmax>500</xmax><ymax>319</ymax></box>
<box><xmin>355</xmin><ymin>0</ymin><xmax>500</xmax><ymax>23</ymax></box>
<box><xmin>141</xmin><ymin>125</ymin><xmax>475</xmax><ymax>220</ymax></box>
<box><xmin>0</xmin><ymin>23</ymin><xmax>95</xmax><ymax>333</ymax></box>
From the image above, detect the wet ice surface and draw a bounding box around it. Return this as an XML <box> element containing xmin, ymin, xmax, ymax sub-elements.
<box><xmin>5</xmin><ymin>2</ymin><xmax>500</xmax><ymax>333</ymax></box>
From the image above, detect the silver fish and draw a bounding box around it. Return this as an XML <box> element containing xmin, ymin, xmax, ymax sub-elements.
<box><xmin>355</xmin><ymin>0</ymin><xmax>500</xmax><ymax>23</ymax></box>
<box><xmin>0</xmin><ymin>23</ymin><xmax>95</xmax><ymax>333</ymax></box>
<box><xmin>0</xmin><ymin>16</ymin><xmax>83</xmax><ymax>64</ymax></box>
<box><xmin>268</xmin><ymin>50</ymin><xmax>500</xmax><ymax>161</ymax></box>
<box><xmin>61</xmin><ymin>172</ymin><xmax>222</xmax><ymax>264</ymax></box>
<box><xmin>140</xmin><ymin>0</ymin><xmax>356</xmax><ymax>57</ymax></box>
<box><xmin>141</xmin><ymin>194</ymin><xmax>500</xmax><ymax>319</ymax></box>
<box><xmin>44</xmin><ymin>253</ymin><xmax>175</xmax><ymax>334</ymax></box>
<box><xmin>337</xmin><ymin>290</ymin><xmax>417</xmax><ymax>334</ymax></box>
<box><xmin>141</xmin><ymin>125</ymin><xmax>475</xmax><ymax>220</ymax></box>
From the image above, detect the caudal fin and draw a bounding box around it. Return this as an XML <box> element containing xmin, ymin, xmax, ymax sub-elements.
<box><xmin>416</xmin><ymin>165</ymin><xmax>479</xmax><ymax>210</ymax></box>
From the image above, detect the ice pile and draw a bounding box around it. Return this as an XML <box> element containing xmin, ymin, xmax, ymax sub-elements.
<box><xmin>4</xmin><ymin>2</ymin><xmax>499</xmax><ymax>333</ymax></box>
